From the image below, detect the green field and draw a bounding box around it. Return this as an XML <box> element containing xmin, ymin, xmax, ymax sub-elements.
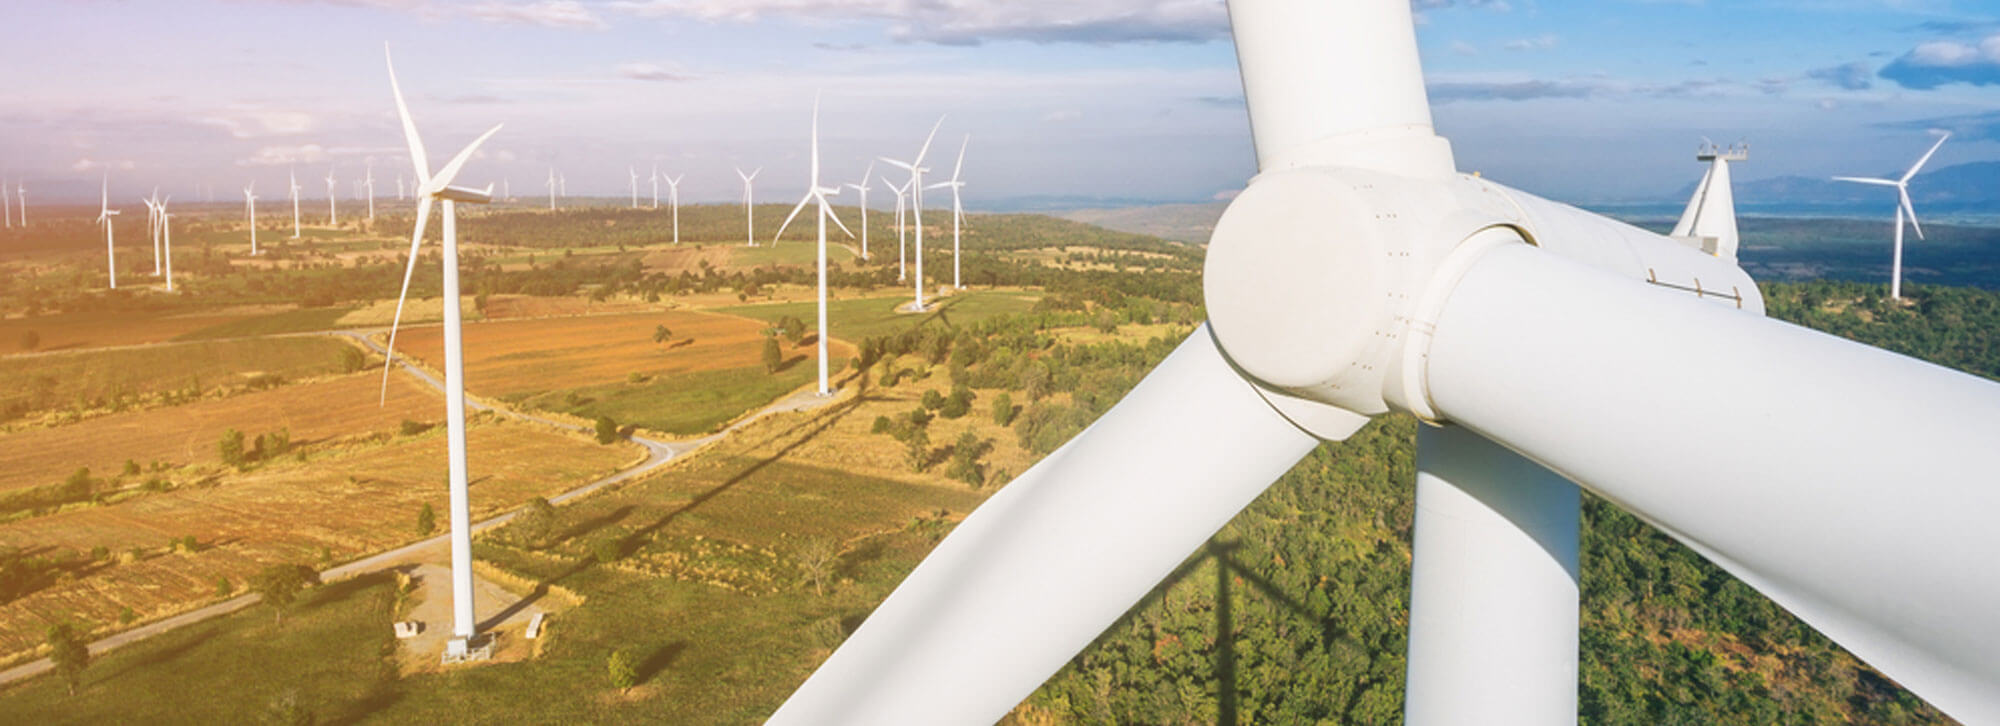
<box><xmin>720</xmin><ymin>289</ymin><xmax>1040</xmax><ymax>343</ymax></box>
<box><xmin>172</xmin><ymin>308</ymin><xmax>359</xmax><ymax>341</ymax></box>
<box><xmin>0</xmin><ymin>336</ymin><xmax>361</xmax><ymax>419</ymax></box>
<box><xmin>728</xmin><ymin>241</ymin><xmax>860</xmax><ymax>269</ymax></box>
<box><xmin>511</xmin><ymin>360</ymin><xmax>842</xmax><ymax>436</ymax></box>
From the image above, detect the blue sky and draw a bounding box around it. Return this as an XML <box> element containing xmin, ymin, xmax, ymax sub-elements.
<box><xmin>3</xmin><ymin>0</ymin><xmax>1998</xmax><ymax>206</ymax></box>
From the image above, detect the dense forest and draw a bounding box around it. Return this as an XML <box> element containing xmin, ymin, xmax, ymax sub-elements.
<box><xmin>1015</xmin><ymin>279</ymin><xmax>1986</xmax><ymax>724</ymax></box>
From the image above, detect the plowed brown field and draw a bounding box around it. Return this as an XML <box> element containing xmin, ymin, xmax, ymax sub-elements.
<box><xmin>392</xmin><ymin>310</ymin><xmax>802</xmax><ymax>397</ymax></box>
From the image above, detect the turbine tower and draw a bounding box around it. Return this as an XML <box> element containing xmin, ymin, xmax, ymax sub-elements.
<box><xmin>881</xmin><ymin>116</ymin><xmax>944</xmax><ymax>311</ymax></box>
<box><xmin>774</xmin><ymin>96</ymin><xmax>855</xmax><ymax>397</ymax></box>
<box><xmin>546</xmin><ymin>168</ymin><xmax>557</xmax><ymax>209</ymax></box>
<box><xmin>141</xmin><ymin>191</ymin><xmax>161</xmax><ymax>277</ymax></box>
<box><xmin>889</xmin><ymin>179</ymin><xmax>910</xmax><ymax>281</ymax></box>
<box><xmin>629</xmin><ymin>166</ymin><xmax>640</xmax><ymax>208</ymax></box>
<box><xmin>243</xmin><ymin>183</ymin><xmax>259</xmax><ymax>256</ymax></box>
<box><xmin>843</xmin><ymin>162</ymin><xmax>874</xmax><ymax>260</ymax></box>
<box><xmin>325</xmin><ymin>168</ymin><xmax>338</xmax><ymax>226</ymax></box>
<box><xmin>925</xmin><ymin>136</ymin><xmax>969</xmax><ymax>290</ymax></box>
<box><xmin>289</xmin><ymin>169</ymin><xmax>303</xmax><ymax>239</ymax></box>
<box><xmin>397</xmin><ymin>173</ymin><xmax>406</xmax><ymax>200</ymax></box>
<box><xmin>161</xmin><ymin>206</ymin><xmax>175</xmax><ymax>292</ymax></box>
<box><xmin>365</xmin><ymin>163</ymin><xmax>377</xmax><ymax>223</ymax></box>
<box><xmin>376</xmin><ymin>45</ymin><xmax>504</xmax><ymax>663</ymax></box>
<box><xmin>665</xmin><ymin>174</ymin><xmax>684</xmax><ymax>244</ymax></box>
<box><xmin>13</xmin><ymin>182</ymin><xmax>21</xmax><ymax>227</ymax></box>
<box><xmin>650</xmin><ymin>164</ymin><xmax>660</xmax><ymax>209</ymax></box>
<box><xmin>96</xmin><ymin>177</ymin><xmax>120</xmax><ymax>289</ymax></box>
<box><xmin>736</xmin><ymin>167</ymin><xmax>761</xmax><ymax>246</ymax></box>
<box><xmin>769</xmin><ymin>2</ymin><xmax>2000</xmax><ymax>725</ymax></box>
<box><xmin>1834</xmin><ymin>133</ymin><xmax>1950</xmax><ymax>300</ymax></box>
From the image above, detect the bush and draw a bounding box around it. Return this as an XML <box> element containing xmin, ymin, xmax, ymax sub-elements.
<box><xmin>871</xmin><ymin>416</ymin><xmax>893</xmax><ymax>434</ymax></box>
<box><xmin>991</xmin><ymin>392</ymin><xmax>1017</xmax><ymax>426</ymax></box>
<box><xmin>939</xmin><ymin>386</ymin><xmax>975</xmax><ymax>419</ymax></box>
<box><xmin>920</xmin><ymin>390</ymin><xmax>945</xmax><ymax>410</ymax></box>
<box><xmin>18</xmin><ymin>330</ymin><xmax>39</xmax><ymax>351</ymax></box>
<box><xmin>399</xmin><ymin>420</ymin><xmax>429</xmax><ymax>436</ymax></box>
<box><xmin>907</xmin><ymin>406</ymin><xmax>933</xmax><ymax>428</ymax></box>
<box><xmin>763</xmin><ymin>336</ymin><xmax>783</xmax><ymax>373</ymax></box>
<box><xmin>219</xmin><ymin>429</ymin><xmax>247</xmax><ymax>467</ymax></box>
<box><xmin>594</xmin><ymin>416</ymin><xmax>620</xmax><ymax>444</ymax></box>
<box><xmin>591</xmin><ymin>535</ymin><xmax>623</xmax><ymax>564</ymax></box>
<box><xmin>607</xmin><ymin>650</ymin><xmax>637</xmax><ymax>693</ymax></box>
<box><xmin>122</xmin><ymin>460</ymin><xmax>141</xmax><ymax>477</ymax></box>
<box><xmin>215</xmin><ymin>576</ymin><xmax>234</xmax><ymax>597</ymax></box>
<box><xmin>416</xmin><ymin>502</ymin><xmax>437</xmax><ymax>536</ymax></box>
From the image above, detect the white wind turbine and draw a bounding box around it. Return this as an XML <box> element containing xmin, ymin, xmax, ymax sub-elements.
<box><xmin>629</xmin><ymin>166</ymin><xmax>640</xmax><ymax>208</ymax></box>
<box><xmin>546</xmin><ymin>168</ymin><xmax>557</xmax><ymax>209</ymax></box>
<box><xmin>397</xmin><ymin>173</ymin><xmax>407</xmax><ymax>200</ymax></box>
<box><xmin>924</xmin><ymin>135</ymin><xmax>969</xmax><ymax>290</ymax></box>
<box><xmin>97</xmin><ymin>177</ymin><xmax>120</xmax><ymax>289</ymax></box>
<box><xmin>770</xmin><ymin>2</ymin><xmax>2000</xmax><ymax>725</ymax></box>
<box><xmin>665</xmin><ymin>173</ymin><xmax>684</xmax><ymax>244</ymax></box>
<box><xmin>736</xmin><ymin>166</ymin><xmax>761</xmax><ymax>246</ymax></box>
<box><xmin>13</xmin><ymin>181</ymin><xmax>22</xmax><ymax>227</ymax></box>
<box><xmin>289</xmin><ymin>169</ymin><xmax>303</xmax><ymax>239</ymax></box>
<box><xmin>650</xmin><ymin>164</ymin><xmax>660</xmax><ymax>209</ymax></box>
<box><xmin>243</xmin><ymin>182</ymin><xmax>259</xmax><ymax>256</ymax></box>
<box><xmin>889</xmin><ymin>178</ymin><xmax>910</xmax><ymax>280</ymax></box>
<box><xmin>376</xmin><ymin>45</ymin><xmax>503</xmax><ymax>662</ymax></box>
<box><xmin>1833</xmin><ymin>133</ymin><xmax>1950</xmax><ymax>300</ymax></box>
<box><xmin>881</xmin><ymin>116</ymin><xmax>944</xmax><ymax>311</ymax></box>
<box><xmin>141</xmin><ymin>191</ymin><xmax>161</xmax><ymax>276</ymax></box>
<box><xmin>843</xmin><ymin>162</ymin><xmax>874</xmax><ymax>260</ymax></box>
<box><xmin>774</xmin><ymin>96</ymin><xmax>856</xmax><ymax>397</ymax></box>
<box><xmin>365</xmin><ymin>163</ymin><xmax>377</xmax><ymax>223</ymax></box>
<box><xmin>325</xmin><ymin>168</ymin><xmax>338</xmax><ymax>226</ymax></box>
<box><xmin>161</xmin><ymin>204</ymin><xmax>175</xmax><ymax>292</ymax></box>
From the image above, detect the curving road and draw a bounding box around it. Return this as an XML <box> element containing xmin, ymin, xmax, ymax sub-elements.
<box><xmin>0</xmin><ymin>326</ymin><xmax>842</xmax><ymax>689</ymax></box>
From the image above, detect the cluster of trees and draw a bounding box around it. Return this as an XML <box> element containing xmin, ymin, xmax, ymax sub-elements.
<box><xmin>217</xmin><ymin>427</ymin><xmax>293</xmax><ymax>468</ymax></box>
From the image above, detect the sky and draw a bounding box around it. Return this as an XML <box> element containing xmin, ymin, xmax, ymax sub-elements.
<box><xmin>3</xmin><ymin>0</ymin><xmax>1999</xmax><ymax>207</ymax></box>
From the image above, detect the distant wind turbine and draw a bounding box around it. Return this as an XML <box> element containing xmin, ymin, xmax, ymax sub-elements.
<box><xmin>882</xmin><ymin>115</ymin><xmax>946</xmax><ymax>311</ymax></box>
<box><xmin>665</xmin><ymin>174</ymin><xmax>684</xmax><ymax>244</ymax></box>
<box><xmin>546</xmin><ymin>168</ymin><xmax>557</xmax><ymax>209</ymax></box>
<box><xmin>650</xmin><ymin>164</ymin><xmax>660</xmax><ymax>210</ymax></box>
<box><xmin>161</xmin><ymin>206</ymin><xmax>175</xmax><ymax>292</ymax></box>
<box><xmin>141</xmin><ymin>191</ymin><xmax>161</xmax><ymax>276</ymax></box>
<box><xmin>377</xmin><ymin>45</ymin><xmax>504</xmax><ymax>663</ymax></box>
<box><xmin>737</xmin><ymin>166</ymin><xmax>761</xmax><ymax>246</ymax></box>
<box><xmin>845</xmin><ymin>162</ymin><xmax>875</xmax><ymax>260</ymax></box>
<box><xmin>289</xmin><ymin>169</ymin><xmax>303</xmax><ymax>239</ymax></box>
<box><xmin>629</xmin><ymin>166</ymin><xmax>640</xmax><ymax>208</ymax></box>
<box><xmin>559</xmin><ymin>172</ymin><xmax>566</xmax><ymax>198</ymax></box>
<box><xmin>15</xmin><ymin>181</ymin><xmax>23</xmax><ymax>227</ymax></box>
<box><xmin>325</xmin><ymin>168</ymin><xmax>338</xmax><ymax>226</ymax></box>
<box><xmin>397</xmin><ymin>173</ymin><xmax>406</xmax><ymax>200</ymax></box>
<box><xmin>889</xmin><ymin>178</ymin><xmax>910</xmax><ymax>281</ymax></box>
<box><xmin>926</xmin><ymin>135</ymin><xmax>970</xmax><ymax>290</ymax></box>
<box><xmin>1833</xmin><ymin>133</ymin><xmax>1950</xmax><ymax>301</ymax></box>
<box><xmin>774</xmin><ymin>96</ymin><xmax>856</xmax><ymax>397</ymax></box>
<box><xmin>97</xmin><ymin>177</ymin><xmax>120</xmax><ymax>289</ymax></box>
<box><xmin>365</xmin><ymin>163</ymin><xmax>377</xmax><ymax>223</ymax></box>
<box><xmin>244</xmin><ymin>182</ymin><xmax>259</xmax><ymax>256</ymax></box>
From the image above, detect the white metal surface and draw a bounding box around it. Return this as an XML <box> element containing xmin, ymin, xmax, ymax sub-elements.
<box><xmin>99</xmin><ymin>176</ymin><xmax>119</xmax><ymax>289</ymax></box>
<box><xmin>769</xmin><ymin>327</ymin><xmax>1330</xmax><ymax>724</ymax></box>
<box><xmin>439</xmin><ymin>199</ymin><xmax>475</xmax><ymax>644</ymax></box>
<box><xmin>1405</xmin><ymin>425</ymin><xmax>1578</xmax><ymax>726</ymax></box>
<box><xmin>1424</xmin><ymin>242</ymin><xmax>2000</xmax><ymax>725</ymax></box>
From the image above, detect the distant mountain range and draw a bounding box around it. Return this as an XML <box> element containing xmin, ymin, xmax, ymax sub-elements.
<box><xmin>1683</xmin><ymin>161</ymin><xmax>2000</xmax><ymax>212</ymax></box>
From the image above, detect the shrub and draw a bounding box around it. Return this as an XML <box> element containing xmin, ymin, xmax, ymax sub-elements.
<box><xmin>992</xmin><ymin>392</ymin><xmax>1017</xmax><ymax>426</ymax></box>
<box><xmin>920</xmin><ymin>390</ymin><xmax>945</xmax><ymax>410</ymax></box>
<box><xmin>594</xmin><ymin>416</ymin><xmax>621</xmax><ymax>444</ymax></box>
<box><xmin>416</xmin><ymin>502</ymin><xmax>437</xmax><ymax>536</ymax></box>
<box><xmin>215</xmin><ymin>576</ymin><xmax>234</xmax><ymax>597</ymax></box>
<box><xmin>399</xmin><ymin>420</ymin><xmax>429</xmax><ymax>436</ymax></box>
<box><xmin>591</xmin><ymin>535</ymin><xmax>623</xmax><ymax>564</ymax></box>
<box><xmin>939</xmin><ymin>386</ymin><xmax>975</xmax><ymax>419</ymax></box>
<box><xmin>762</xmin><ymin>336</ymin><xmax>784</xmax><ymax>373</ymax></box>
<box><xmin>219</xmin><ymin>429</ymin><xmax>247</xmax><ymax>467</ymax></box>
<box><xmin>871</xmin><ymin>416</ymin><xmax>893</xmax><ymax>434</ymax></box>
<box><xmin>607</xmin><ymin>650</ymin><xmax>637</xmax><ymax>693</ymax></box>
<box><xmin>18</xmin><ymin>330</ymin><xmax>39</xmax><ymax>351</ymax></box>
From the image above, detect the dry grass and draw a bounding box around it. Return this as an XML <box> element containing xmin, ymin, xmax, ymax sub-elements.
<box><xmin>0</xmin><ymin>336</ymin><xmax>358</xmax><ymax>419</ymax></box>
<box><xmin>0</xmin><ymin>419</ymin><xmax>635</xmax><ymax>659</ymax></box>
<box><xmin>0</xmin><ymin>308</ymin><xmax>283</xmax><ymax>353</ymax></box>
<box><xmin>334</xmin><ymin>296</ymin><xmax>481</xmax><ymax>327</ymax></box>
<box><xmin>391</xmin><ymin>309</ymin><xmax>851</xmax><ymax>397</ymax></box>
<box><xmin>0</xmin><ymin>373</ymin><xmax>438</xmax><ymax>494</ymax></box>
<box><xmin>639</xmin><ymin>244</ymin><xmax>737</xmax><ymax>275</ymax></box>
<box><xmin>481</xmin><ymin>294</ymin><xmax>654</xmax><ymax>320</ymax></box>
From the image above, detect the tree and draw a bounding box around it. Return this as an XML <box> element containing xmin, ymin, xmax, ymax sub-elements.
<box><xmin>219</xmin><ymin>428</ymin><xmax>247</xmax><ymax>467</ymax></box>
<box><xmin>249</xmin><ymin>563</ymin><xmax>319</xmax><ymax>625</ymax></box>
<box><xmin>594</xmin><ymin>415</ymin><xmax>621</xmax><ymax>444</ymax></box>
<box><xmin>46</xmin><ymin>622</ymin><xmax>88</xmax><ymax>696</ymax></box>
<box><xmin>607</xmin><ymin>650</ymin><xmax>637</xmax><ymax>693</ymax></box>
<box><xmin>215</xmin><ymin>576</ymin><xmax>234</xmax><ymax>597</ymax></box>
<box><xmin>940</xmin><ymin>386</ymin><xmax>975</xmax><ymax>419</ymax></box>
<box><xmin>652</xmin><ymin>324</ymin><xmax>672</xmax><ymax>346</ymax></box>
<box><xmin>796</xmin><ymin>537</ymin><xmax>841</xmax><ymax>597</ymax></box>
<box><xmin>992</xmin><ymin>392</ymin><xmax>1017</xmax><ymax>426</ymax></box>
<box><xmin>920</xmin><ymin>389</ymin><xmax>945</xmax><ymax>411</ymax></box>
<box><xmin>903</xmin><ymin>426</ymin><xmax>932</xmax><ymax>473</ymax></box>
<box><xmin>762</xmin><ymin>336</ymin><xmax>784</xmax><ymax>373</ymax></box>
<box><xmin>1021</xmin><ymin>362</ymin><xmax>1052</xmax><ymax>402</ymax></box>
<box><xmin>513</xmin><ymin>496</ymin><xmax>558</xmax><ymax>548</ymax></box>
<box><xmin>416</xmin><ymin>502</ymin><xmax>437</xmax><ymax>536</ymax></box>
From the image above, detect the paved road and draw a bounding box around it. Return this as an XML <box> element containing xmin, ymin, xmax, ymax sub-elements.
<box><xmin>0</xmin><ymin>327</ymin><xmax>842</xmax><ymax>689</ymax></box>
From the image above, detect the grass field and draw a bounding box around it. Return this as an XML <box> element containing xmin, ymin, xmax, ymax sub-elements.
<box><xmin>514</xmin><ymin>358</ymin><xmax>842</xmax><ymax>436</ymax></box>
<box><xmin>0</xmin><ymin>372</ymin><xmax>438</xmax><ymax>495</ymax></box>
<box><xmin>0</xmin><ymin>336</ymin><xmax>359</xmax><ymax>419</ymax></box>
<box><xmin>392</xmin><ymin>310</ymin><xmax>794</xmax><ymax>398</ymax></box>
<box><xmin>172</xmin><ymin>307</ymin><xmax>358</xmax><ymax>340</ymax></box>
<box><xmin>0</xmin><ymin>419</ymin><xmax>636</xmax><ymax>659</ymax></box>
<box><xmin>0</xmin><ymin>308</ymin><xmax>280</xmax><ymax>353</ymax></box>
<box><xmin>719</xmin><ymin>288</ymin><xmax>1041</xmax><ymax>343</ymax></box>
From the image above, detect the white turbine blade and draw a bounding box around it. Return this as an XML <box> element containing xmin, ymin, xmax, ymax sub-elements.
<box><xmin>1425</xmin><ymin>243</ymin><xmax>2000</xmax><ymax>725</ymax></box>
<box><xmin>819</xmin><ymin>194</ymin><xmax>854</xmax><ymax>238</ymax></box>
<box><xmin>912</xmin><ymin>115</ymin><xmax>946</xmax><ymax>166</ymax></box>
<box><xmin>1831</xmin><ymin>176</ymin><xmax>1900</xmax><ymax>188</ymax></box>
<box><xmin>1902</xmin><ymin>133</ymin><xmax>1951</xmax><ymax>184</ymax></box>
<box><xmin>380</xmin><ymin>197</ymin><xmax>435</xmax><ymax>405</ymax></box>
<box><xmin>1901</xmin><ymin>187</ymin><xmax>1925</xmax><ymax>241</ymax></box>
<box><xmin>427</xmin><ymin>124</ymin><xmax>503</xmax><ymax>192</ymax></box>
<box><xmin>769</xmin><ymin>327</ymin><xmax>1340</xmax><ymax>724</ymax></box>
<box><xmin>950</xmin><ymin>134</ymin><xmax>967</xmax><ymax>181</ymax></box>
<box><xmin>774</xmin><ymin>193</ymin><xmax>813</xmax><ymax>242</ymax></box>
<box><xmin>385</xmin><ymin>46</ymin><xmax>431</xmax><ymax>188</ymax></box>
<box><xmin>879</xmin><ymin>157</ymin><xmax>915</xmax><ymax>172</ymax></box>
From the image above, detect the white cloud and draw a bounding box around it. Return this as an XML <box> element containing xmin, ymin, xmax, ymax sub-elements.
<box><xmin>464</xmin><ymin>1</ymin><xmax>608</xmax><ymax>30</ymax></box>
<box><xmin>617</xmin><ymin>62</ymin><xmax>692</xmax><ymax>81</ymax></box>
<box><xmin>238</xmin><ymin>144</ymin><xmax>332</xmax><ymax>166</ymax></box>
<box><xmin>71</xmin><ymin>159</ymin><xmax>137</xmax><ymax>172</ymax></box>
<box><xmin>608</xmin><ymin>0</ymin><xmax>1229</xmax><ymax>45</ymax></box>
<box><xmin>1503</xmin><ymin>34</ymin><xmax>1558</xmax><ymax>52</ymax></box>
<box><xmin>200</xmin><ymin>107</ymin><xmax>315</xmax><ymax>139</ymax></box>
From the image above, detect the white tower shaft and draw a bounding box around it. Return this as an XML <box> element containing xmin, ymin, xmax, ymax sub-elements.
<box><xmin>1404</xmin><ymin>425</ymin><xmax>1579</xmax><ymax>725</ymax></box>
<box><xmin>440</xmin><ymin>200</ymin><xmax>477</xmax><ymax>647</ymax></box>
<box><xmin>1893</xmin><ymin>204</ymin><xmax>1906</xmax><ymax>300</ymax></box>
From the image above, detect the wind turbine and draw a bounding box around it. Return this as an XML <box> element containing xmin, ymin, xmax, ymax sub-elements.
<box><xmin>376</xmin><ymin>45</ymin><xmax>503</xmax><ymax>663</ymax></box>
<box><xmin>325</xmin><ymin>168</ymin><xmax>338</xmax><ymax>226</ymax></box>
<box><xmin>365</xmin><ymin>163</ymin><xmax>377</xmax><ymax>223</ymax></box>
<box><xmin>650</xmin><ymin>164</ymin><xmax>660</xmax><ymax>209</ymax></box>
<box><xmin>769</xmin><ymin>2</ymin><xmax>2000</xmax><ymax>725</ymax></box>
<box><xmin>559</xmin><ymin>172</ymin><xmax>566</xmax><ymax>198</ymax></box>
<box><xmin>546</xmin><ymin>168</ymin><xmax>557</xmax><ymax>209</ymax></box>
<box><xmin>736</xmin><ymin>166</ymin><xmax>761</xmax><ymax>246</ymax></box>
<box><xmin>141</xmin><ymin>191</ymin><xmax>161</xmax><ymax>276</ymax></box>
<box><xmin>243</xmin><ymin>183</ymin><xmax>259</xmax><ymax>256</ymax></box>
<box><xmin>629</xmin><ymin>166</ymin><xmax>640</xmax><ymax>208</ymax></box>
<box><xmin>289</xmin><ymin>169</ymin><xmax>303</xmax><ymax>239</ymax></box>
<box><xmin>397</xmin><ymin>173</ymin><xmax>406</xmax><ymax>200</ymax></box>
<box><xmin>1833</xmin><ymin>133</ymin><xmax>1950</xmax><ymax>300</ymax></box>
<box><xmin>843</xmin><ymin>162</ymin><xmax>874</xmax><ymax>260</ymax></box>
<box><xmin>773</xmin><ymin>96</ymin><xmax>855</xmax><ymax>397</ymax></box>
<box><xmin>881</xmin><ymin>116</ymin><xmax>944</xmax><ymax>311</ymax></box>
<box><xmin>925</xmin><ymin>136</ymin><xmax>969</xmax><ymax>290</ymax></box>
<box><xmin>96</xmin><ymin>177</ymin><xmax>120</xmax><ymax>289</ymax></box>
<box><xmin>665</xmin><ymin>174</ymin><xmax>684</xmax><ymax>244</ymax></box>
<box><xmin>13</xmin><ymin>181</ymin><xmax>22</xmax><ymax>227</ymax></box>
<box><xmin>889</xmin><ymin>178</ymin><xmax>910</xmax><ymax>280</ymax></box>
<box><xmin>161</xmin><ymin>205</ymin><xmax>175</xmax><ymax>292</ymax></box>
